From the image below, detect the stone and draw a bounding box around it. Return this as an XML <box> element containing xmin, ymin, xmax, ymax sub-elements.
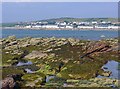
<box><xmin>2</xmin><ymin>77</ymin><xmax>15</xmax><ymax>89</ymax></box>
<box><xmin>30</xmin><ymin>38</ymin><xmax>41</xmax><ymax>45</ymax></box>
<box><xmin>24</xmin><ymin>51</ymin><xmax>48</xmax><ymax>59</ymax></box>
<box><xmin>8</xmin><ymin>41</ymin><xmax>18</xmax><ymax>46</ymax></box>
<box><xmin>6</xmin><ymin>35</ymin><xmax>16</xmax><ymax>42</ymax></box>
<box><xmin>101</xmin><ymin>71</ymin><xmax>111</xmax><ymax>77</ymax></box>
<box><xmin>67</xmin><ymin>79</ymin><xmax>79</xmax><ymax>83</ymax></box>
<box><xmin>2</xmin><ymin>74</ymin><xmax>22</xmax><ymax>89</ymax></box>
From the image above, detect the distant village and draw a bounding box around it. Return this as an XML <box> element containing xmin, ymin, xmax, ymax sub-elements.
<box><xmin>15</xmin><ymin>20</ymin><xmax>119</xmax><ymax>30</ymax></box>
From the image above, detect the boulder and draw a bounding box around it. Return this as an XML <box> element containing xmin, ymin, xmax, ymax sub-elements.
<box><xmin>8</xmin><ymin>41</ymin><xmax>18</xmax><ymax>46</ymax></box>
<box><xmin>29</xmin><ymin>38</ymin><xmax>41</xmax><ymax>45</ymax></box>
<box><xmin>6</xmin><ymin>35</ymin><xmax>16</xmax><ymax>42</ymax></box>
<box><xmin>2</xmin><ymin>74</ymin><xmax>22</xmax><ymax>89</ymax></box>
<box><xmin>101</xmin><ymin>71</ymin><xmax>112</xmax><ymax>77</ymax></box>
<box><xmin>24</xmin><ymin>51</ymin><xmax>48</xmax><ymax>59</ymax></box>
<box><xmin>2</xmin><ymin>77</ymin><xmax>15</xmax><ymax>89</ymax></box>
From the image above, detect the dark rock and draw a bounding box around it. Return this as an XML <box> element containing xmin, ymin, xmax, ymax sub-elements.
<box><xmin>2</xmin><ymin>74</ymin><xmax>23</xmax><ymax>89</ymax></box>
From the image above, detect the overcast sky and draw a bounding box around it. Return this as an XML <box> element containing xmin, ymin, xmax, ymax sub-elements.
<box><xmin>2</xmin><ymin>2</ymin><xmax>118</xmax><ymax>23</ymax></box>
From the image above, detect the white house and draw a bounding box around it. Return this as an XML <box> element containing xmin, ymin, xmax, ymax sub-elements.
<box><xmin>59</xmin><ymin>22</ymin><xmax>67</xmax><ymax>26</ymax></box>
<box><xmin>100</xmin><ymin>21</ymin><xmax>108</xmax><ymax>24</ymax></box>
<box><xmin>79</xmin><ymin>22</ymin><xmax>90</xmax><ymax>25</ymax></box>
<box><xmin>25</xmin><ymin>25</ymin><xmax>32</xmax><ymax>28</ymax></box>
<box><xmin>66</xmin><ymin>26</ymin><xmax>73</xmax><ymax>29</ymax></box>
<box><xmin>92</xmin><ymin>21</ymin><xmax>98</xmax><ymax>24</ymax></box>
<box><xmin>78</xmin><ymin>26</ymin><xmax>93</xmax><ymax>29</ymax></box>
<box><xmin>32</xmin><ymin>25</ymin><xmax>42</xmax><ymax>28</ymax></box>
<box><xmin>42</xmin><ymin>25</ymin><xmax>59</xmax><ymax>28</ymax></box>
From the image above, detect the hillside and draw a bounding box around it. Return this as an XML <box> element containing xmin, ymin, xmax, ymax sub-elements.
<box><xmin>38</xmin><ymin>17</ymin><xmax>117</xmax><ymax>22</ymax></box>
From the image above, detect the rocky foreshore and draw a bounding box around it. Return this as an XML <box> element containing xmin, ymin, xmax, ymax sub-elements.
<box><xmin>1</xmin><ymin>36</ymin><xmax>120</xmax><ymax>88</ymax></box>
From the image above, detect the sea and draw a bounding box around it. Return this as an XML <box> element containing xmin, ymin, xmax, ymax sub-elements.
<box><xmin>2</xmin><ymin>29</ymin><xmax>118</xmax><ymax>40</ymax></box>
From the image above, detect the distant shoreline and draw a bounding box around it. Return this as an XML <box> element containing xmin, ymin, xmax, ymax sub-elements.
<box><xmin>1</xmin><ymin>27</ymin><xmax>119</xmax><ymax>31</ymax></box>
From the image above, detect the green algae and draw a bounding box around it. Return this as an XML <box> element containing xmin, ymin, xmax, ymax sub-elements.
<box><xmin>2</xmin><ymin>67</ymin><xmax>24</xmax><ymax>79</ymax></box>
<box><xmin>22</xmin><ymin>73</ymin><xmax>46</xmax><ymax>87</ymax></box>
<box><xmin>36</xmin><ymin>63</ymin><xmax>56</xmax><ymax>75</ymax></box>
<box><xmin>20</xmin><ymin>45</ymin><xmax>41</xmax><ymax>53</ymax></box>
<box><xmin>57</xmin><ymin>59</ymin><xmax>102</xmax><ymax>79</ymax></box>
<box><xmin>2</xmin><ymin>50</ymin><xmax>21</xmax><ymax>66</ymax></box>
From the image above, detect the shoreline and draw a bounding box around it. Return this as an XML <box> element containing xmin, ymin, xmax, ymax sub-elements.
<box><xmin>1</xmin><ymin>27</ymin><xmax>119</xmax><ymax>31</ymax></box>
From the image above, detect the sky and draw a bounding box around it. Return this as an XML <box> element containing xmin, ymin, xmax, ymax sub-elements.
<box><xmin>1</xmin><ymin>0</ymin><xmax>120</xmax><ymax>2</ymax></box>
<box><xmin>2</xmin><ymin>2</ymin><xmax>118</xmax><ymax>23</ymax></box>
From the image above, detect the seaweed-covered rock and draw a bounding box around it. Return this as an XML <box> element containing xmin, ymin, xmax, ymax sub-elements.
<box><xmin>57</xmin><ymin>59</ymin><xmax>104</xmax><ymax>79</ymax></box>
<box><xmin>22</xmin><ymin>73</ymin><xmax>45</xmax><ymax>87</ymax></box>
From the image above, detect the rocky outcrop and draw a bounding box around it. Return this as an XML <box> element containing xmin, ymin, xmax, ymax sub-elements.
<box><xmin>81</xmin><ymin>42</ymin><xmax>111</xmax><ymax>58</ymax></box>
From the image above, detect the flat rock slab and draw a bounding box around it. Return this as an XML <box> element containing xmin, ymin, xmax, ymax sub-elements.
<box><xmin>24</xmin><ymin>51</ymin><xmax>48</xmax><ymax>59</ymax></box>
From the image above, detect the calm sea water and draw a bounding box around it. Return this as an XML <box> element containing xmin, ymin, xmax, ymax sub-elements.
<box><xmin>2</xmin><ymin>29</ymin><xmax>118</xmax><ymax>40</ymax></box>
